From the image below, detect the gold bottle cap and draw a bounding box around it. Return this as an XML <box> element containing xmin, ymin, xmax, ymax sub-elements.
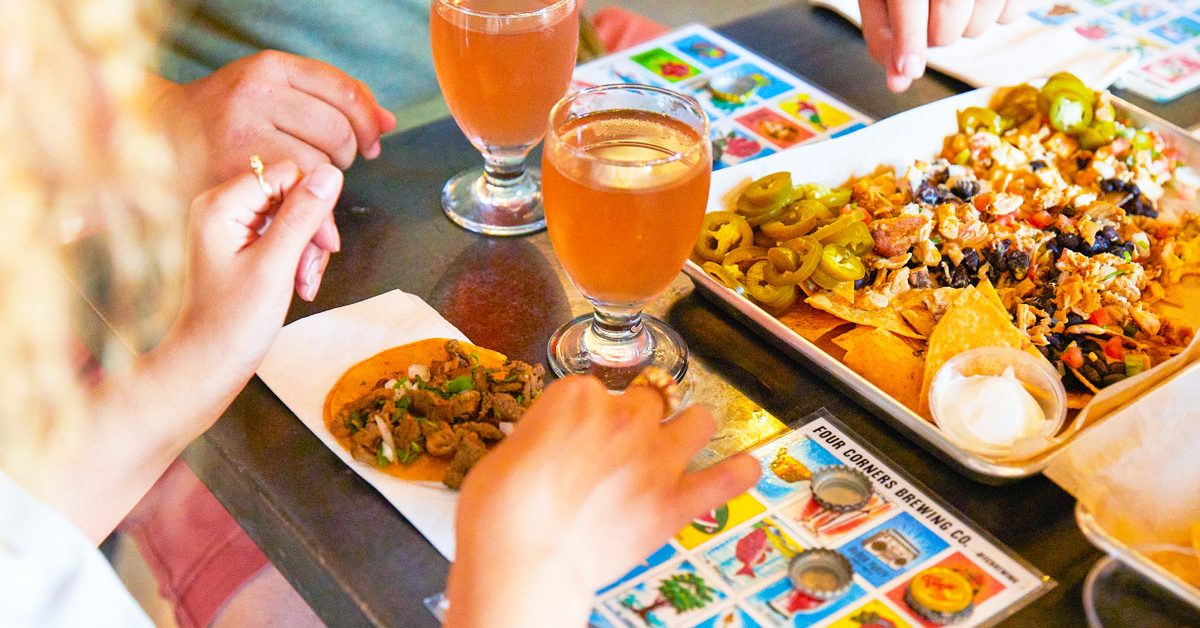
<box><xmin>905</xmin><ymin>567</ymin><xmax>975</xmax><ymax>624</ymax></box>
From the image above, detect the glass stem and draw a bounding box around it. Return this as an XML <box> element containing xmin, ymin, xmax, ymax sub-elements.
<box><xmin>483</xmin><ymin>151</ymin><xmax>528</xmax><ymax>190</ymax></box>
<box><xmin>582</xmin><ymin>305</ymin><xmax>653</xmax><ymax>371</ymax></box>
<box><xmin>591</xmin><ymin>307</ymin><xmax>645</xmax><ymax>343</ymax></box>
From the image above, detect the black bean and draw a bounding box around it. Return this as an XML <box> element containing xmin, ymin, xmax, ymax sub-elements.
<box><xmin>1076</xmin><ymin>156</ymin><xmax>1092</xmax><ymax>170</ymax></box>
<box><xmin>1081</xmin><ymin>365</ymin><xmax>1101</xmax><ymax>383</ymax></box>
<box><xmin>949</xmin><ymin>264</ymin><xmax>971</xmax><ymax>288</ymax></box>
<box><xmin>1061</xmin><ymin>205</ymin><xmax>1078</xmax><ymax>217</ymax></box>
<box><xmin>1103</xmin><ymin>373</ymin><xmax>1126</xmax><ymax>386</ymax></box>
<box><xmin>1100</xmin><ymin>178</ymin><xmax>1124</xmax><ymax>193</ymax></box>
<box><xmin>1101</xmin><ymin>225</ymin><xmax>1119</xmax><ymax>242</ymax></box>
<box><xmin>1038</xmin><ymin>345</ymin><xmax>1053</xmax><ymax>359</ymax></box>
<box><xmin>1006</xmin><ymin>249</ymin><xmax>1030</xmax><ymax>272</ymax></box>
<box><xmin>1048</xmin><ymin>334</ymin><xmax>1064</xmax><ymax>348</ymax></box>
<box><xmin>961</xmin><ymin>248</ymin><xmax>981</xmax><ymax>273</ymax></box>
<box><xmin>1087</xmin><ymin>234</ymin><xmax>1110</xmax><ymax>255</ymax></box>
<box><xmin>1091</xmin><ymin>359</ymin><xmax>1109</xmax><ymax>376</ymax></box>
<box><xmin>1066</xmin><ymin>312</ymin><xmax>1085</xmax><ymax>326</ymax></box>
<box><xmin>919</xmin><ymin>186</ymin><xmax>949</xmax><ymax>205</ymax></box>
<box><xmin>1060</xmin><ymin>233</ymin><xmax>1082</xmax><ymax>250</ymax></box>
<box><xmin>951</xmin><ymin>179</ymin><xmax>980</xmax><ymax>200</ymax></box>
<box><xmin>1045</xmin><ymin>241</ymin><xmax>1061</xmax><ymax>258</ymax></box>
<box><xmin>1030</xmin><ymin>159</ymin><xmax>1047</xmax><ymax>171</ymax></box>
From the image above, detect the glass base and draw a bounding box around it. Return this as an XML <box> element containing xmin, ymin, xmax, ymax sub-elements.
<box><xmin>441</xmin><ymin>166</ymin><xmax>544</xmax><ymax>236</ymax></box>
<box><xmin>547</xmin><ymin>312</ymin><xmax>689</xmax><ymax>389</ymax></box>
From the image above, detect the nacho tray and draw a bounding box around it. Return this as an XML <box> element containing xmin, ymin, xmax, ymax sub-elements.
<box><xmin>1076</xmin><ymin>503</ymin><xmax>1200</xmax><ymax>611</ymax></box>
<box><xmin>684</xmin><ymin>87</ymin><xmax>1200</xmax><ymax>484</ymax></box>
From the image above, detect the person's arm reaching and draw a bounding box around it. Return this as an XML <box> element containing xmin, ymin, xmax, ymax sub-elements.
<box><xmin>859</xmin><ymin>0</ymin><xmax>1029</xmax><ymax>92</ymax></box>
<box><xmin>37</xmin><ymin>162</ymin><xmax>344</xmax><ymax>542</ymax></box>
<box><xmin>446</xmin><ymin>379</ymin><xmax>761</xmax><ymax>628</ymax></box>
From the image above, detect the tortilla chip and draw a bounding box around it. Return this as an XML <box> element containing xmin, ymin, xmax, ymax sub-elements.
<box><xmin>842</xmin><ymin>328</ymin><xmax>924</xmax><ymax>412</ymax></box>
<box><xmin>832</xmin><ymin>327</ymin><xmax>879</xmax><ymax>353</ymax></box>
<box><xmin>1065</xmin><ymin>391</ymin><xmax>1093</xmax><ymax>410</ymax></box>
<box><xmin>777</xmin><ymin>301</ymin><xmax>853</xmax><ymax>342</ymax></box>
<box><xmin>1157</xmin><ymin>276</ymin><xmax>1200</xmax><ymax>329</ymax></box>
<box><xmin>322</xmin><ymin>339</ymin><xmax>508</xmax><ymax>482</ymax></box>
<box><xmin>919</xmin><ymin>287</ymin><xmax>1029</xmax><ymax>417</ymax></box>
<box><xmin>900</xmin><ymin>307</ymin><xmax>937</xmax><ymax>337</ymax></box>
<box><xmin>806</xmin><ymin>294</ymin><xmax>924</xmax><ymax>339</ymax></box>
<box><xmin>976</xmin><ymin>277</ymin><xmax>1008</xmax><ymax>317</ymax></box>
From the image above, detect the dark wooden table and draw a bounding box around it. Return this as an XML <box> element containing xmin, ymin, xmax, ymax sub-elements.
<box><xmin>183</xmin><ymin>4</ymin><xmax>1200</xmax><ymax>627</ymax></box>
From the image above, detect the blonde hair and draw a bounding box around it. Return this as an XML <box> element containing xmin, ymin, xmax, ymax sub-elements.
<box><xmin>0</xmin><ymin>0</ymin><xmax>183</xmax><ymax>483</ymax></box>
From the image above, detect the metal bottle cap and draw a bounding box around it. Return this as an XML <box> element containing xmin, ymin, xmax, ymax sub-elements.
<box><xmin>904</xmin><ymin>567</ymin><xmax>976</xmax><ymax>624</ymax></box>
<box><xmin>810</xmin><ymin>466</ymin><xmax>874</xmax><ymax>513</ymax></box>
<box><xmin>788</xmin><ymin>548</ymin><xmax>854</xmax><ymax>601</ymax></box>
<box><xmin>707</xmin><ymin>73</ymin><xmax>758</xmax><ymax>104</ymax></box>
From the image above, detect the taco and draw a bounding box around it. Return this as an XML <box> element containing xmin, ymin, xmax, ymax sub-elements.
<box><xmin>323</xmin><ymin>338</ymin><xmax>545</xmax><ymax>488</ymax></box>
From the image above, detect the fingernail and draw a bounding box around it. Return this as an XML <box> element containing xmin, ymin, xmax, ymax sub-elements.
<box><xmin>305</xmin><ymin>164</ymin><xmax>342</xmax><ymax>200</ymax></box>
<box><xmin>304</xmin><ymin>256</ymin><xmax>321</xmax><ymax>289</ymax></box>
<box><xmin>365</xmin><ymin>139</ymin><xmax>381</xmax><ymax>159</ymax></box>
<box><xmin>898</xmin><ymin>53</ymin><xmax>925</xmax><ymax>79</ymax></box>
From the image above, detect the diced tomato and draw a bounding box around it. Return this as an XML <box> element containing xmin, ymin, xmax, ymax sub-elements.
<box><xmin>972</xmin><ymin>192</ymin><xmax>993</xmax><ymax>213</ymax></box>
<box><xmin>994</xmin><ymin>213</ymin><xmax>1017</xmax><ymax>227</ymax></box>
<box><xmin>1062</xmin><ymin>345</ymin><xmax>1084</xmax><ymax>369</ymax></box>
<box><xmin>1089</xmin><ymin>309</ymin><xmax>1111</xmax><ymax>327</ymax></box>
<box><xmin>1029</xmin><ymin>210</ymin><xmax>1055</xmax><ymax>229</ymax></box>
<box><xmin>1154</xmin><ymin>226</ymin><xmax>1172</xmax><ymax>240</ymax></box>
<box><xmin>1104</xmin><ymin>336</ymin><xmax>1126</xmax><ymax>361</ymax></box>
<box><xmin>1110</xmin><ymin>137</ymin><xmax>1131</xmax><ymax>157</ymax></box>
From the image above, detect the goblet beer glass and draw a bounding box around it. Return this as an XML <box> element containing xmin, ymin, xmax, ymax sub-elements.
<box><xmin>430</xmin><ymin>0</ymin><xmax>579</xmax><ymax>236</ymax></box>
<box><xmin>542</xmin><ymin>85</ymin><xmax>712</xmax><ymax>387</ymax></box>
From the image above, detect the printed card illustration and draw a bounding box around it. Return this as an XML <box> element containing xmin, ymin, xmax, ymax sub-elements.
<box><xmin>672</xmin><ymin>34</ymin><xmax>739</xmax><ymax>68</ymax></box>
<box><xmin>735</xmin><ymin>109</ymin><xmax>813</xmax><ymax>149</ymax></box>
<box><xmin>778</xmin><ymin>94</ymin><xmax>854</xmax><ymax>133</ymax></box>
<box><xmin>777</xmin><ymin>482</ymin><xmax>896</xmax><ymax>547</ymax></box>
<box><xmin>1029</xmin><ymin>2</ymin><xmax>1081</xmax><ymax>24</ymax></box>
<box><xmin>693</xmin><ymin>607</ymin><xmax>762</xmax><ymax>628</ymax></box>
<box><xmin>1087</xmin><ymin>0</ymin><xmax>1122</xmax><ymax>6</ymax></box>
<box><xmin>839</xmin><ymin>512</ymin><xmax>950</xmax><ymax>587</ymax></box>
<box><xmin>631</xmin><ymin>48</ymin><xmax>701</xmax><ymax>83</ymax></box>
<box><xmin>1141</xmin><ymin>51</ymin><xmax>1200</xmax><ymax>83</ymax></box>
<box><xmin>712</xmin><ymin>126</ymin><xmax>776</xmax><ymax>170</ymax></box>
<box><xmin>1075</xmin><ymin>17</ymin><xmax>1121</xmax><ymax>40</ymax></box>
<box><xmin>751</xmin><ymin>433</ymin><xmax>840</xmax><ymax>503</ymax></box>
<box><xmin>745</xmin><ymin>576</ymin><xmax>867</xmax><ymax>626</ymax></box>
<box><xmin>826</xmin><ymin>600</ymin><xmax>912</xmax><ymax>628</ymax></box>
<box><xmin>682</xmin><ymin>77</ymin><xmax>750</xmax><ymax>119</ymax></box>
<box><xmin>885</xmin><ymin>552</ymin><xmax>1006</xmax><ymax>627</ymax></box>
<box><xmin>1115</xmin><ymin>1</ymin><xmax>1170</xmax><ymax>26</ymax></box>
<box><xmin>606</xmin><ymin>561</ymin><xmax>729</xmax><ymax>627</ymax></box>
<box><xmin>1106</xmin><ymin>35</ymin><xmax>1169</xmax><ymax>61</ymax></box>
<box><xmin>675</xmin><ymin>493</ymin><xmax>767</xmax><ymax>550</ymax></box>
<box><xmin>701</xmin><ymin>517</ymin><xmax>806</xmax><ymax>592</ymax></box>
<box><xmin>590</xmin><ymin>610</ymin><xmax>619</xmax><ymax>628</ymax></box>
<box><xmin>1151</xmin><ymin>16</ymin><xmax>1200</xmax><ymax>44</ymax></box>
<box><xmin>723</xmin><ymin>63</ymin><xmax>794</xmax><ymax>100</ymax></box>
<box><xmin>600</xmin><ymin>543</ymin><xmax>680</xmax><ymax>596</ymax></box>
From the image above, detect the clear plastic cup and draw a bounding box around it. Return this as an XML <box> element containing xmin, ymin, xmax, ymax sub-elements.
<box><xmin>929</xmin><ymin>346</ymin><xmax>1067</xmax><ymax>460</ymax></box>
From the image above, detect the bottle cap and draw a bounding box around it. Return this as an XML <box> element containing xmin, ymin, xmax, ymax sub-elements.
<box><xmin>788</xmin><ymin>549</ymin><xmax>854</xmax><ymax>601</ymax></box>
<box><xmin>810</xmin><ymin>466</ymin><xmax>873</xmax><ymax>512</ymax></box>
<box><xmin>904</xmin><ymin>567</ymin><xmax>976</xmax><ymax>624</ymax></box>
<box><xmin>708</xmin><ymin>73</ymin><xmax>758</xmax><ymax>104</ymax></box>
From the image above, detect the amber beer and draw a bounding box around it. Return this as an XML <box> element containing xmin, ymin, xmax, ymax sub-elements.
<box><xmin>543</xmin><ymin>110</ymin><xmax>711</xmax><ymax>305</ymax></box>
<box><xmin>431</xmin><ymin>0</ymin><xmax>579</xmax><ymax>149</ymax></box>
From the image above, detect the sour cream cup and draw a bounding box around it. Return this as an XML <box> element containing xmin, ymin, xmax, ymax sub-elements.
<box><xmin>929</xmin><ymin>347</ymin><xmax>1067</xmax><ymax>461</ymax></box>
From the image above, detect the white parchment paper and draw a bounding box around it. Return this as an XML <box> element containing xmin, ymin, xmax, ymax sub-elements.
<box><xmin>257</xmin><ymin>290</ymin><xmax>470</xmax><ymax>560</ymax></box>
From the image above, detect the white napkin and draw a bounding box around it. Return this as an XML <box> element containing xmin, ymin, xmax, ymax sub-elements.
<box><xmin>257</xmin><ymin>290</ymin><xmax>471</xmax><ymax>560</ymax></box>
<box><xmin>811</xmin><ymin>0</ymin><xmax>1134</xmax><ymax>88</ymax></box>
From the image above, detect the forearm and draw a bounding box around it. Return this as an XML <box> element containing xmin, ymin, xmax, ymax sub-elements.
<box><xmin>445</xmin><ymin>549</ymin><xmax>594</xmax><ymax>628</ymax></box>
<box><xmin>38</xmin><ymin>323</ymin><xmax>252</xmax><ymax>543</ymax></box>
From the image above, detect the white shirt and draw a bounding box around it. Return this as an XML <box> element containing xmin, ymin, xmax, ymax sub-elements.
<box><xmin>0</xmin><ymin>471</ymin><xmax>151</xmax><ymax>627</ymax></box>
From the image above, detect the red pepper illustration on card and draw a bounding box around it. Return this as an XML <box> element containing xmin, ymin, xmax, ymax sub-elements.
<box><xmin>735</xmin><ymin>109</ymin><xmax>814</xmax><ymax>148</ymax></box>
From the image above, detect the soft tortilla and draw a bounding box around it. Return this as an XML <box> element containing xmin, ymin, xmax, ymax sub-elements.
<box><xmin>322</xmin><ymin>338</ymin><xmax>508</xmax><ymax>482</ymax></box>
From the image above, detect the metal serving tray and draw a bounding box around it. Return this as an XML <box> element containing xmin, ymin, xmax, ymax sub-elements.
<box><xmin>685</xmin><ymin>88</ymin><xmax>1200</xmax><ymax>484</ymax></box>
<box><xmin>1077</xmin><ymin>503</ymin><xmax>1200</xmax><ymax>611</ymax></box>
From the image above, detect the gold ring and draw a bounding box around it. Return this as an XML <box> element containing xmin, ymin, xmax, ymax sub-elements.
<box><xmin>249</xmin><ymin>155</ymin><xmax>273</xmax><ymax>199</ymax></box>
<box><xmin>629</xmin><ymin>366</ymin><xmax>684</xmax><ymax>418</ymax></box>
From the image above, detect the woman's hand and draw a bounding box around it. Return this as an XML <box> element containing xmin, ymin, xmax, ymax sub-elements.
<box><xmin>171</xmin><ymin>161</ymin><xmax>343</xmax><ymax>378</ymax></box>
<box><xmin>446</xmin><ymin>377</ymin><xmax>760</xmax><ymax>628</ymax></box>
<box><xmin>859</xmin><ymin>0</ymin><xmax>1028</xmax><ymax>92</ymax></box>
<box><xmin>153</xmin><ymin>51</ymin><xmax>396</xmax><ymax>189</ymax></box>
<box><xmin>54</xmin><ymin>162</ymin><xmax>344</xmax><ymax>541</ymax></box>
